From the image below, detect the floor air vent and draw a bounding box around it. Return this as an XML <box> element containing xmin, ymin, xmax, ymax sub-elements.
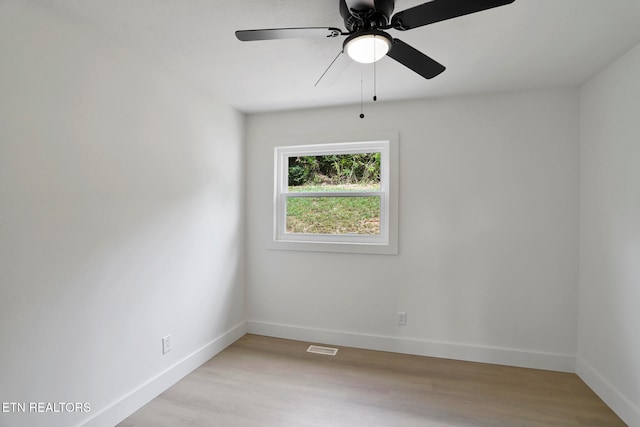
<box><xmin>306</xmin><ymin>345</ymin><xmax>339</xmax><ymax>356</ymax></box>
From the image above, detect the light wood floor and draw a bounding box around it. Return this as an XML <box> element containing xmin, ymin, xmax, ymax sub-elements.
<box><xmin>118</xmin><ymin>334</ymin><xmax>625</xmax><ymax>427</ymax></box>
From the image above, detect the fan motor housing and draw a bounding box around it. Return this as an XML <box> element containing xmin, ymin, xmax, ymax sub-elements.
<box><xmin>340</xmin><ymin>0</ymin><xmax>395</xmax><ymax>32</ymax></box>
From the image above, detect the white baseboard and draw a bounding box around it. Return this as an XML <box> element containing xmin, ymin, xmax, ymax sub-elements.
<box><xmin>80</xmin><ymin>322</ymin><xmax>247</xmax><ymax>427</ymax></box>
<box><xmin>576</xmin><ymin>356</ymin><xmax>640</xmax><ymax>427</ymax></box>
<box><xmin>247</xmin><ymin>320</ymin><xmax>575</xmax><ymax>373</ymax></box>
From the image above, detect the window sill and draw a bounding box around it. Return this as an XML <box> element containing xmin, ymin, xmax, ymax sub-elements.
<box><xmin>268</xmin><ymin>239</ymin><xmax>398</xmax><ymax>255</ymax></box>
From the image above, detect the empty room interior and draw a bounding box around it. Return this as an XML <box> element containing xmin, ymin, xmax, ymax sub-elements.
<box><xmin>1</xmin><ymin>0</ymin><xmax>639</xmax><ymax>426</ymax></box>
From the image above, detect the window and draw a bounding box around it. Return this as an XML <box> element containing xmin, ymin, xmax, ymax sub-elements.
<box><xmin>273</xmin><ymin>136</ymin><xmax>398</xmax><ymax>254</ymax></box>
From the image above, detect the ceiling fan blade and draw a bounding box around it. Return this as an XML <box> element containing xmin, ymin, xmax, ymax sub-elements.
<box><xmin>386</xmin><ymin>39</ymin><xmax>445</xmax><ymax>79</ymax></box>
<box><xmin>235</xmin><ymin>27</ymin><xmax>343</xmax><ymax>42</ymax></box>
<box><xmin>343</xmin><ymin>0</ymin><xmax>376</xmax><ymax>12</ymax></box>
<box><xmin>392</xmin><ymin>0</ymin><xmax>515</xmax><ymax>31</ymax></box>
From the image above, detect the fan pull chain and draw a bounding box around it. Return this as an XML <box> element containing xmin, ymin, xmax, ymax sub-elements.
<box><xmin>360</xmin><ymin>68</ymin><xmax>365</xmax><ymax>119</ymax></box>
<box><xmin>314</xmin><ymin>49</ymin><xmax>343</xmax><ymax>87</ymax></box>
<box><xmin>374</xmin><ymin>60</ymin><xmax>378</xmax><ymax>102</ymax></box>
<box><xmin>373</xmin><ymin>36</ymin><xmax>378</xmax><ymax>102</ymax></box>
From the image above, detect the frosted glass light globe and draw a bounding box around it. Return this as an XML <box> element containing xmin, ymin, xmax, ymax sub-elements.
<box><xmin>345</xmin><ymin>34</ymin><xmax>391</xmax><ymax>64</ymax></box>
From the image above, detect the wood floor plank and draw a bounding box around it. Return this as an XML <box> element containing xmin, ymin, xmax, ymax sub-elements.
<box><xmin>118</xmin><ymin>334</ymin><xmax>626</xmax><ymax>427</ymax></box>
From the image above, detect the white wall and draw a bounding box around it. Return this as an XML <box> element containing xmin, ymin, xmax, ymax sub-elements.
<box><xmin>0</xmin><ymin>2</ymin><xmax>245</xmax><ymax>426</ymax></box>
<box><xmin>578</xmin><ymin>41</ymin><xmax>640</xmax><ymax>426</ymax></box>
<box><xmin>246</xmin><ymin>88</ymin><xmax>579</xmax><ymax>371</ymax></box>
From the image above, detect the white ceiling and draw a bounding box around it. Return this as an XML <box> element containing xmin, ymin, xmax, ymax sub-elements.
<box><xmin>43</xmin><ymin>0</ymin><xmax>640</xmax><ymax>113</ymax></box>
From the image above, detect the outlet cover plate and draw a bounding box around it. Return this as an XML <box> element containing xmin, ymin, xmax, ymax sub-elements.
<box><xmin>397</xmin><ymin>312</ymin><xmax>407</xmax><ymax>326</ymax></box>
<box><xmin>162</xmin><ymin>335</ymin><xmax>171</xmax><ymax>354</ymax></box>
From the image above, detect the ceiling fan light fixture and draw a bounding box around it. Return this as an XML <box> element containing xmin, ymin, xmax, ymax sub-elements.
<box><xmin>344</xmin><ymin>31</ymin><xmax>392</xmax><ymax>64</ymax></box>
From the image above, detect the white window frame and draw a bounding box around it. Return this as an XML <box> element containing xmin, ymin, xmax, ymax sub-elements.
<box><xmin>272</xmin><ymin>135</ymin><xmax>398</xmax><ymax>255</ymax></box>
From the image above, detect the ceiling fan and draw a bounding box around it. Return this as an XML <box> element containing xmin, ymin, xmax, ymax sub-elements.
<box><xmin>235</xmin><ymin>0</ymin><xmax>516</xmax><ymax>81</ymax></box>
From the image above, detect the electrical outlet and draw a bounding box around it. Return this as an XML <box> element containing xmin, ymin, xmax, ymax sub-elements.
<box><xmin>397</xmin><ymin>312</ymin><xmax>407</xmax><ymax>326</ymax></box>
<box><xmin>162</xmin><ymin>335</ymin><xmax>171</xmax><ymax>355</ymax></box>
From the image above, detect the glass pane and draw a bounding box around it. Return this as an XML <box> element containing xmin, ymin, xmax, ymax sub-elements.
<box><xmin>286</xmin><ymin>196</ymin><xmax>380</xmax><ymax>235</ymax></box>
<box><xmin>288</xmin><ymin>153</ymin><xmax>381</xmax><ymax>192</ymax></box>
